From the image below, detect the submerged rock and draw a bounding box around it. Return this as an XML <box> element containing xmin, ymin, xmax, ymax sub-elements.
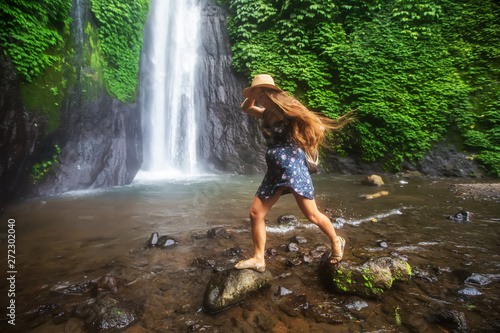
<box><xmin>222</xmin><ymin>247</ymin><xmax>242</xmax><ymax>257</ymax></box>
<box><xmin>191</xmin><ymin>257</ymin><xmax>216</xmax><ymax>268</ymax></box>
<box><xmin>157</xmin><ymin>236</ymin><xmax>179</xmax><ymax>248</ymax></box>
<box><xmin>465</xmin><ymin>273</ymin><xmax>500</xmax><ymax>286</ymax></box>
<box><xmin>74</xmin><ymin>295</ymin><xmax>137</xmax><ymax>331</ymax></box>
<box><xmin>458</xmin><ymin>287</ymin><xmax>482</xmax><ymax>296</ymax></box>
<box><xmin>277</xmin><ymin>214</ymin><xmax>299</xmax><ymax>224</ymax></box>
<box><xmin>319</xmin><ymin>252</ymin><xmax>411</xmax><ymax>298</ymax></box>
<box><xmin>203</xmin><ymin>268</ymin><xmax>272</xmax><ymax>313</ymax></box>
<box><xmin>147</xmin><ymin>233</ymin><xmax>179</xmax><ymax>248</ymax></box>
<box><xmin>361</xmin><ymin>175</ymin><xmax>384</xmax><ymax>186</ymax></box>
<box><xmin>363</xmin><ymin>190</ymin><xmax>389</xmax><ymax>200</ymax></box>
<box><xmin>433</xmin><ymin>308</ymin><xmax>467</xmax><ymax>332</ymax></box>
<box><xmin>147</xmin><ymin>232</ymin><xmax>159</xmax><ymax>247</ymax></box>
<box><xmin>207</xmin><ymin>227</ymin><xmax>226</xmax><ymax>238</ymax></box>
<box><xmin>447</xmin><ymin>210</ymin><xmax>472</xmax><ymax>222</ymax></box>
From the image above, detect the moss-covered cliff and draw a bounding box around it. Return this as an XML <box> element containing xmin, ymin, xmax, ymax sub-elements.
<box><xmin>220</xmin><ymin>0</ymin><xmax>499</xmax><ymax>177</ymax></box>
<box><xmin>0</xmin><ymin>0</ymin><xmax>149</xmax><ymax>200</ymax></box>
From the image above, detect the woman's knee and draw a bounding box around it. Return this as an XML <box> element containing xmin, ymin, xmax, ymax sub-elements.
<box><xmin>249</xmin><ymin>206</ymin><xmax>264</xmax><ymax>222</ymax></box>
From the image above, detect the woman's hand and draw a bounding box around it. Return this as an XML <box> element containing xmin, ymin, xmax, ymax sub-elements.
<box><xmin>241</xmin><ymin>97</ymin><xmax>265</xmax><ymax>120</ymax></box>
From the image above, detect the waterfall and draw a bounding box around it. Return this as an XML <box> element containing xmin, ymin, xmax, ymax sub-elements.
<box><xmin>139</xmin><ymin>0</ymin><xmax>202</xmax><ymax>178</ymax></box>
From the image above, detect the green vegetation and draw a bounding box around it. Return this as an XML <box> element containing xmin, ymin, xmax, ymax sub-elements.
<box><xmin>1</xmin><ymin>0</ymin><xmax>73</xmax><ymax>132</ymax></box>
<box><xmin>1</xmin><ymin>0</ymin><xmax>150</xmax><ymax>106</ymax></box>
<box><xmin>30</xmin><ymin>144</ymin><xmax>61</xmax><ymax>184</ymax></box>
<box><xmin>0</xmin><ymin>0</ymin><xmax>72</xmax><ymax>82</ymax></box>
<box><xmin>221</xmin><ymin>0</ymin><xmax>500</xmax><ymax>176</ymax></box>
<box><xmin>90</xmin><ymin>0</ymin><xmax>150</xmax><ymax>102</ymax></box>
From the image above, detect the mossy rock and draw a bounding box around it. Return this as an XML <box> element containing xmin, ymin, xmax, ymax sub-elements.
<box><xmin>319</xmin><ymin>253</ymin><xmax>411</xmax><ymax>298</ymax></box>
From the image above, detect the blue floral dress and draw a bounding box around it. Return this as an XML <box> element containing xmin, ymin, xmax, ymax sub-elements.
<box><xmin>256</xmin><ymin>110</ymin><xmax>314</xmax><ymax>200</ymax></box>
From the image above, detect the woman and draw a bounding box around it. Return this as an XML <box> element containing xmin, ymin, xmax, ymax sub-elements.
<box><xmin>235</xmin><ymin>74</ymin><xmax>352</xmax><ymax>272</ymax></box>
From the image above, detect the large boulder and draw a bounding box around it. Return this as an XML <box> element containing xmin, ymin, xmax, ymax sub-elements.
<box><xmin>203</xmin><ymin>268</ymin><xmax>272</xmax><ymax>313</ymax></box>
<box><xmin>319</xmin><ymin>253</ymin><xmax>411</xmax><ymax>298</ymax></box>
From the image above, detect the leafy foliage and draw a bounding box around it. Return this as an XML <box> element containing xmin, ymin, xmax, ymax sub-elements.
<box><xmin>90</xmin><ymin>0</ymin><xmax>150</xmax><ymax>102</ymax></box>
<box><xmin>222</xmin><ymin>0</ymin><xmax>500</xmax><ymax>176</ymax></box>
<box><xmin>0</xmin><ymin>0</ymin><xmax>72</xmax><ymax>82</ymax></box>
<box><xmin>30</xmin><ymin>145</ymin><xmax>61</xmax><ymax>184</ymax></box>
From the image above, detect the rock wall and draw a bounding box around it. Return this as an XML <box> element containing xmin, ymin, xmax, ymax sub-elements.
<box><xmin>197</xmin><ymin>0</ymin><xmax>266</xmax><ymax>174</ymax></box>
<box><xmin>0</xmin><ymin>56</ymin><xmax>46</xmax><ymax>202</ymax></box>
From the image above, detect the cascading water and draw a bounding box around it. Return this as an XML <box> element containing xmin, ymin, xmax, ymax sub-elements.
<box><xmin>138</xmin><ymin>0</ymin><xmax>202</xmax><ymax>178</ymax></box>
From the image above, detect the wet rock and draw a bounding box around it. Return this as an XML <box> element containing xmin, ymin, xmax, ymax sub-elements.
<box><xmin>344</xmin><ymin>297</ymin><xmax>369</xmax><ymax>312</ymax></box>
<box><xmin>147</xmin><ymin>232</ymin><xmax>159</xmax><ymax>247</ymax></box>
<box><xmin>301</xmin><ymin>253</ymin><xmax>314</xmax><ymax>264</ymax></box>
<box><xmin>276</xmin><ymin>286</ymin><xmax>293</xmax><ymax>296</ymax></box>
<box><xmin>310</xmin><ymin>245</ymin><xmax>329</xmax><ymax>260</ymax></box>
<box><xmin>458</xmin><ymin>287</ymin><xmax>482</xmax><ymax>296</ymax></box>
<box><xmin>74</xmin><ymin>295</ymin><xmax>137</xmax><ymax>331</ymax></box>
<box><xmin>203</xmin><ymin>268</ymin><xmax>272</xmax><ymax>313</ymax></box>
<box><xmin>361</xmin><ymin>175</ymin><xmax>384</xmax><ymax>186</ymax></box>
<box><xmin>363</xmin><ymin>190</ymin><xmax>389</xmax><ymax>200</ymax></box>
<box><xmin>223</xmin><ymin>247</ymin><xmax>242</xmax><ymax>257</ymax></box>
<box><xmin>95</xmin><ymin>275</ymin><xmax>126</xmax><ymax>295</ymax></box>
<box><xmin>378</xmin><ymin>241</ymin><xmax>389</xmax><ymax>248</ymax></box>
<box><xmin>207</xmin><ymin>227</ymin><xmax>226</xmax><ymax>238</ymax></box>
<box><xmin>51</xmin><ymin>280</ymin><xmax>96</xmax><ymax>295</ymax></box>
<box><xmin>291</xmin><ymin>235</ymin><xmax>307</xmax><ymax>244</ymax></box>
<box><xmin>447</xmin><ymin>210</ymin><xmax>472</xmax><ymax>222</ymax></box>
<box><xmin>157</xmin><ymin>236</ymin><xmax>179</xmax><ymax>248</ymax></box>
<box><xmin>465</xmin><ymin>273</ymin><xmax>500</xmax><ymax>286</ymax></box>
<box><xmin>288</xmin><ymin>242</ymin><xmax>300</xmax><ymax>253</ymax></box>
<box><xmin>277</xmin><ymin>214</ymin><xmax>299</xmax><ymax>224</ymax></box>
<box><xmin>265</xmin><ymin>248</ymin><xmax>277</xmax><ymax>259</ymax></box>
<box><xmin>191</xmin><ymin>258</ymin><xmax>216</xmax><ymax>268</ymax></box>
<box><xmin>286</xmin><ymin>258</ymin><xmax>302</xmax><ymax>267</ymax></box>
<box><xmin>319</xmin><ymin>253</ymin><xmax>412</xmax><ymax>298</ymax></box>
<box><xmin>413</xmin><ymin>268</ymin><xmax>438</xmax><ymax>283</ymax></box>
<box><xmin>398</xmin><ymin>170</ymin><xmax>423</xmax><ymax>179</ymax></box>
<box><xmin>276</xmin><ymin>294</ymin><xmax>308</xmax><ymax>317</ymax></box>
<box><xmin>433</xmin><ymin>308</ymin><xmax>467</xmax><ymax>332</ymax></box>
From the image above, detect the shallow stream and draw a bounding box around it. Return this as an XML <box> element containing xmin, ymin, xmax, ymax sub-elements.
<box><xmin>1</xmin><ymin>174</ymin><xmax>499</xmax><ymax>332</ymax></box>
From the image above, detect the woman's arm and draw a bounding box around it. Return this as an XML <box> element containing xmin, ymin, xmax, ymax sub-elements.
<box><xmin>241</xmin><ymin>98</ymin><xmax>265</xmax><ymax>120</ymax></box>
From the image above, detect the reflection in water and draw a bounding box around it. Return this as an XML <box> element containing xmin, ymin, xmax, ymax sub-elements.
<box><xmin>2</xmin><ymin>175</ymin><xmax>500</xmax><ymax>331</ymax></box>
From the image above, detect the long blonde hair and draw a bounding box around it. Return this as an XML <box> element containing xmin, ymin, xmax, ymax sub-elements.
<box><xmin>263</xmin><ymin>88</ymin><xmax>353</xmax><ymax>156</ymax></box>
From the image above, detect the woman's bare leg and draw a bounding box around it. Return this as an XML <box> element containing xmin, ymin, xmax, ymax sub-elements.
<box><xmin>236</xmin><ymin>188</ymin><xmax>284</xmax><ymax>268</ymax></box>
<box><xmin>292</xmin><ymin>191</ymin><xmax>343</xmax><ymax>263</ymax></box>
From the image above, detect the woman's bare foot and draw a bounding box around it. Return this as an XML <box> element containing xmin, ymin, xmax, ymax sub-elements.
<box><xmin>234</xmin><ymin>257</ymin><xmax>266</xmax><ymax>272</ymax></box>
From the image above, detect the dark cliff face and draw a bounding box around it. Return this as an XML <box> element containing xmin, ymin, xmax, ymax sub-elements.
<box><xmin>0</xmin><ymin>0</ymin><xmax>143</xmax><ymax>201</ymax></box>
<box><xmin>197</xmin><ymin>0</ymin><xmax>266</xmax><ymax>174</ymax></box>
<box><xmin>0</xmin><ymin>55</ymin><xmax>46</xmax><ymax>202</ymax></box>
<box><xmin>33</xmin><ymin>92</ymin><xmax>142</xmax><ymax>196</ymax></box>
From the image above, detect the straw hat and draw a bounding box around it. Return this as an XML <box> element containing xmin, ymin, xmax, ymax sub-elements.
<box><xmin>242</xmin><ymin>74</ymin><xmax>282</xmax><ymax>98</ymax></box>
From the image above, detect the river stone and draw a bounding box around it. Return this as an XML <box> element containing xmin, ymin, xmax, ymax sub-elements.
<box><xmin>361</xmin><ymin>175</ymin><xmax>384</xmax><ymax>186</ymax></box>
<box><xmin>447</xmin><ymin>210</ymin><xmax>472</xmax><ymax>222</ymax></box>
<box><xmin>207</xmin><ymin>227</ymin><xmax>226</xmax><ymax>238</ymax></box>
<box><xmin>277</xmin><ymin>214</ymin><xmax>299</xmax><ymax>224</ymax></box>
<box><xmin>75</xmin><ymin>295</ymin><xmax>136</xmax><ymax>331</ymax></box>
<box><xmin>319</xmin><ymin>252</ymin><xmax>412</xmax><ymax>298</ymax></box>
<box><xmin>156</xmin><ymin>236</ymin><xmax>179</xmax><ymax>248</ymax></box>
<box><xmin>203</xmin><ymin>268</ymin><xmax>272</xmax><ymax>313</ymax></box>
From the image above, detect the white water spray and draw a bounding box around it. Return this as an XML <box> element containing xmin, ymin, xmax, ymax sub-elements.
<box><xmin>138</xmin><ymin>0</ymin><xmax>202</xmax><ymax>179</ymax></box>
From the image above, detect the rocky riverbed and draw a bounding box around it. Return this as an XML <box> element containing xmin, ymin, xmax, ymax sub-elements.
<box><xmin>1</xmin><ymin>175</ymin><xmax>499</xmax><ymax>332</ymax></box>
